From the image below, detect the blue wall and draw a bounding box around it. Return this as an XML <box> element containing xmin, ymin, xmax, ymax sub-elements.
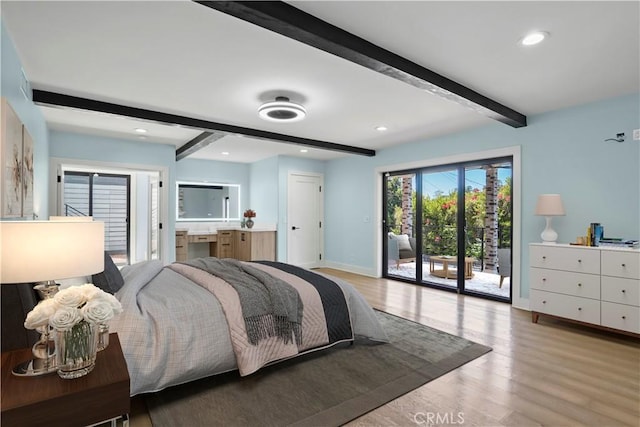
<box><xmin>1</xmin><ymin>21</ymin><xmax>49</xmax><ymax>217</ymax></box>
<box><xmin>323</xmin><ymin>93</ymin><xmax>640</xmax><ymax>299</ymax></box>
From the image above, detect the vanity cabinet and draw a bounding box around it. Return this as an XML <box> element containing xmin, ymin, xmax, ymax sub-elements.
<box><xmin>175</xmin><ymin>229</ymin><xmax>276</xmax><ymax>262</ymax></box>
<box><xmin>217</xmin><ymin>230</ymin><xmax>235</xmax><ymax>258</ymax></box>
<box><xmin>235</xmin><ymin>231</ymin><xmax>276</xmax><ymax>261</ymax></box>
<box><xmin>530</xmin><ymin>243</ymin><xmax>639</xmax><ymax>336</ymax></box>
<box><xmin>175</xmin><ymin>230</ymin><xmax>188</xmax><ymax>262</ymax></box>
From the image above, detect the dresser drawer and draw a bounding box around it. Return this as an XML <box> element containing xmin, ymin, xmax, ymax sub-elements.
<box><xmin>601</xmin><ymin>301</ymin><xmax>640</xmax><ymax>334</ymax></box>
<box><xmin>531</xmin><ymin>289</ymin><xmax>600</xmax><ymax>324</ymax></box>
<box><xmin>530</xmin><ymin>267</ymin><xmax>600</xmax><ymax>299</ymax></box>
<box><xmin>601</xmin><ymin>250</ymin><xmax>640</xmax><ymax>279</ymax></box>
<box><xmin>188</xmin><ymin>234</ymin><xmax>217</xmax><ymax>243</ymax></box>
<box><xmin>530</xmin><ymin>245</ymin><xmax>600</xmax><ymax>274</ymax></box>
<box><xmin>601</xmin><ymin>276</ymin><xmax>640</xmax><ymax>307</ymax></box>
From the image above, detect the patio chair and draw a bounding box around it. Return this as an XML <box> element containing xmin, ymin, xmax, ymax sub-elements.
<box><xmin>497</xmin><ymin>248</ymin><xmax>511</xmax><ymax>288</ymax></box>
<box><xmin>388</xmin><ymin>233</ymin><xmax>416</xmax><ymax>268</ymax></box>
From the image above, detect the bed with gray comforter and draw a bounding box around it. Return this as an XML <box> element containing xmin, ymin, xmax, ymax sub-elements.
<box><xmin>110</xmin><ymin>258</ymin><xmax>388</xmax><ymax>396</ymax></box>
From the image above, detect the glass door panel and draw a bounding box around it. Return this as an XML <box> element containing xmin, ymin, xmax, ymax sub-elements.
<box><xmin>462</xmin><ymin>162</ymin><xmax>512</xmax><ymax>301</ymax></box>
<box><xmin>384</xmin><ymin>172</ymin><xmax>417</xmax><ymax>282</ymax></box>
<box><xmin>421</xmin><ymin>168</ymin><xmax>458</xmax><ymax>290</ymax></box>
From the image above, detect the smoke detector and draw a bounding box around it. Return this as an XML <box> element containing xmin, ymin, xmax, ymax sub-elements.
<box><xmin>258</xmin><ymin>96</ymin><xmax>306</xmax><ymax>122</ymax></box>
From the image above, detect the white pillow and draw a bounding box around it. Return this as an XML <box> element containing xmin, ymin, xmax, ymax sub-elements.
<box><xmin>395</xmin><ymin>234</ymin><xmax>412</xmax><ymax>251</ymax></box>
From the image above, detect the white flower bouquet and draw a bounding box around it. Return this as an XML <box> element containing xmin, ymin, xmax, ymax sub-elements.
<box><xmin>25</xmin><ymin>284</ymin><xmax>122</xmax><ymax>330</ymax></box>
<box><xmin>24</xmin><ymin>284</ymin><xmax>123</xmax><ymax>377</ymax></box>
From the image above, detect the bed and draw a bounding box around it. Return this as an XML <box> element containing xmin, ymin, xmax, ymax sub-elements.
<box><xmin>107</xmin><ymin>257</ymin><xmax>388</xmax><ymax>396</ymax></box>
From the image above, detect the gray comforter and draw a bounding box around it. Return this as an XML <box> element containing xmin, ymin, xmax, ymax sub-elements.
<box><xmin>110</xmin><ymin>260</ymin><xmax>388</xmax><ymax>396</ymax></box>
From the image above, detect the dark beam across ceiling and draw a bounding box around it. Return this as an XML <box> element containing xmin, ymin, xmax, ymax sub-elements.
<box><xmin>32</xmin><ymin>90</ymin><xmax>376</xmax><ymax>159</ymax></box>
<box><xmin>197</xmin><ymin>1</ymin><xmax>527</xmax><ymax>128</ymax></box>
<box><xmin>176</xmin><ymin>131</ymin><xmax>226</xmax><ymax>161</ymax></box>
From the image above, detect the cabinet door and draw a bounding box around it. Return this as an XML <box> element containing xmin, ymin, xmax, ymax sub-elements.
<box><xmin>217</xmin><ymin>231</ymin><xmax>235</xmax><ymax>258</ymax></box>
<box><xmin>235</xmin><ymin>231</ymin><xmax>251</xmax><ymax>261</ymax></box>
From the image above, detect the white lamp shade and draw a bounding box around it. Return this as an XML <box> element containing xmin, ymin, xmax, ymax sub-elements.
<box><xmin>0</xmin><ymin>221</ymin><xmax>105</xmax><ymax>283</ymax></box>
<box><xmin>535</xmin><ymin>194</ymin><xmax>565</xmax><ymax>216</ymax></box>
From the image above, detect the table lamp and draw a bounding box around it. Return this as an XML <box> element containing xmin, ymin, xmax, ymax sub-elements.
<box><xmin>0</xmin><ymin>220</ymin><xmax>104</xmax><ymax>376</ymax></box>
<box><xmin>534</xmin><ymin>194</ymin><xmax>565</xmax><ymax>244</ymax></box>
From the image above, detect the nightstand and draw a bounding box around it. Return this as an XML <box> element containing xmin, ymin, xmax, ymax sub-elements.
<box><xmin>1</xmin><ymin>333</ymin><xmax>130</xmax><ymax>427</ymax></box>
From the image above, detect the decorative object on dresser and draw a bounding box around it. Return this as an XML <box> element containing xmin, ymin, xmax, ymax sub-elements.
<box><xmin>0</xmin><ymin>220</ymin><xmax>105</xmax><ymax>376</ymax></box>
<box><xmin>534</xmin><ymin>194</ymin><xmax>565</xmax><ymax>244</ymax></box>
<box><xmin>530</xmin><ymin>243</ymin><xmax>640</xmax><ymax>336</ymax></box>
<box><xmin>243</xmin><ymin>208</ymin><xmax>256</xmax><ymax>229</ymax></box>
<box><xmin>24</xmin><ymin>284</ymin><xmax>123</xmax><ymax>379</ymax></box>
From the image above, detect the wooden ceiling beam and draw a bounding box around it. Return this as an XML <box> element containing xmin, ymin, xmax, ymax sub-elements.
<box><xmin>198</xmin><ymin>1</ymin><xmax>527</xmax><ymax>128</ymax></box>
<box><xmin>32</xmin><ymin>90</ymin><xmax>376</xmax><ymax>159</ymax></box>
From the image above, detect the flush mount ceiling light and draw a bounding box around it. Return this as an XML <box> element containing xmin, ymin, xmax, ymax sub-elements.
<box><xmin>520</xmin><ymin>31</ymin><xmax>549</xmax><ymax>46</ymax></box>
<box><xmin>258</xmin><ymin>96</ymin><xmax>306</xmax><ymax>122</ymax></box>
<box><xmin>134</xmin><ymin>127</ymin><xmax>147</xmax><ymax>133</ymax></box>
<box><xmin>375</xmin><ymin>125</ymin><xmax>388</xmax><ymax>131</ymax></box>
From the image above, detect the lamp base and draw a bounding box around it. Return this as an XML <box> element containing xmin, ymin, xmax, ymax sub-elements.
<box><xmin>540</xmin><ymin>216</ymin><xmax>559</xmax><ymax>244</ymax></box>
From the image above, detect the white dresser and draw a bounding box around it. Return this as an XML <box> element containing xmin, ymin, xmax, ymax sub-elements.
<box><xmin>530</xmin><ymin>243</ymin><xmax>640</xmax><ymax>336</ymax></box>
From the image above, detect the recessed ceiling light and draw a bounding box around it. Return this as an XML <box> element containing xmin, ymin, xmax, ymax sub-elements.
<box><xmin>300</xmin><ymin>149</ymin><xmax>308</xmax><ymax>153</ymax></box>
<box><xmin>520</xmin><ymin>31</ymin><xmax>549</xmax><ymax>46</ymax></box>
<box><xmin>134</xmin><ymin>128</ymin><xmax>148</xmax><ymax>134</ymax></box>
<box><xmin>375</xmin><ymin>126</ymin><xmax>388</xmax><ymax>131</ymax></box>
<box><xmin>258</xmin><ymin>96</ymin><xmax>306</xmax><ymax>122</ymax></box>
<box><xmin>221</xmin><ymin>151</ymin><xmax>229</xmax><ymax>156</ymax></box>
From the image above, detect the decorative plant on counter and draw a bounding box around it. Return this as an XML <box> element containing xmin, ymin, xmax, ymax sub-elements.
<box><xmin>243</xmin><ymin>209</ymin><xmax>256</xmax><ymax>228</ymax></box>
<box><xmin>24</xmin><ymin>284</ymin><xmax>123</xmax><ymax>378</ymax></box>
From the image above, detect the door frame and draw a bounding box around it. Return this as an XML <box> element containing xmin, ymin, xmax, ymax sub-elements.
<box><xmin>374</xmin><ymin>146</ymin><xmax>524</xmax><ymax>309</ymax></box>
<box><xmin>50</xmin><ymin>157</ymin><xmax>170</xmax><ymax>265</ymax></box>
<box><xmin>286</xmin><ymin>171</ymin><xmax>324</xmax><ymax>268</ymax></box>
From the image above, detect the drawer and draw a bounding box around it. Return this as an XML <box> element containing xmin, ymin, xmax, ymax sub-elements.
<box><xmin>601</xmin><ymin>276</ymin><xmax>640</xmax><ymax>307</ymax></box>
<box><xmin>531</xmin><ymin>289</ymin><xmax>600</xmax><ymax>324</ymax></box>
<box><xmin>176</xmin><ymin>231</ymin><xmax>188</xmax><ymax>245</ymax></box>
<box><xmin>530</xmin><ymin>267</ymin><xmax>600</xmax><ymax>299</ymax></box>
<box><xmin>530</xmin><ymin>245</ymin><xmax>600</xmax><ymax>274</ymax></box>
<box><xmin>188</xmin><ymin>234</ymin><xmax>217</xmax><ymax>243</ymax></box>
<box><xmin>601</xmin><ymin>250</ymin><xmax>640</xmax><ymax>279</ymax></box>
<box><xmin>601</xmin><ymin>301</ymin><xmax>640</xmax><ymax>334</ymax></box>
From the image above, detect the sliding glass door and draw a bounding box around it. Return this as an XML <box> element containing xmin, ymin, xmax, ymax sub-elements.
<box><xmin>383</xmin><ymin>172</ymin><xmax>417</xmax><ymax>282</ymax></box>
<box><xmin>383</xmin><ymin>157</ymin><xmax>512</xmax><ymax>302</ymax></box>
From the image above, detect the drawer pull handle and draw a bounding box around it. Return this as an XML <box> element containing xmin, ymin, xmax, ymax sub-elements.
<box><xmin>621</xmin><ymin>263</ymin><xmax>626</xmax><ymax>267</ymax></box>
<box><xmin>542</xmin><ymin>278</ymin><xmax>546</xmax><ymax>282</ymax></box>
<box><xmin>577</xmin><ymin>283</ymin><xmax>582</xmax><ymax>287</ymax></box>
<box><xmin>176</xmin><ymin>245</ymin><xmax>184</xmax><ymax>248</ymax></box>
<box><xmin>577</xmin><ymin>259</ymin><xmax>582</xmax><ymax>263</ymax></box>
<box><xmin>542</xmin><ymin>256</ymin><xmax>546</xmax><ymax>260</ymax></box>
<box><xmin>622</xmin><ymin>316</ymin><xmax>626</xmax><ymax>320</ymax></box>
<box><xmin>578</xmin><ymin>307</ymin><xmax>582</xmax><ymax>311</ymax></box>
<box><xmin>542</xmin><ymin>300</ymin><xmax>547</xmax><ymax>304</ymax></box>
<box><xmin>621</xmin><ymin>289</ymin><xmax>626</xmax><ymax>293</ymax></box>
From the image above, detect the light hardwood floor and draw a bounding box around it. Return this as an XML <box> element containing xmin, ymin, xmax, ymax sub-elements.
<box><xmin>130</xmin><ymin>268</ymin><xmax>640</xmax><ymax>426</ymax></box>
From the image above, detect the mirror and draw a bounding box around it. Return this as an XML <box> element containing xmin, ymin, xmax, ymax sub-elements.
<box><xmin>176</xmin><ymin>181</ymin><xmax>241</xmax><ymax>221</ymax></box>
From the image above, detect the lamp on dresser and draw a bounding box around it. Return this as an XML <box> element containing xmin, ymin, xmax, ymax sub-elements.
<box><xmin>0</xmin><ymin>220</ymin><xmax>104</xmax><ymax>376</ymax></box>
<box><xmin>534</xmin><ymin>194</ymin><xmax>565</xmax><ymax>244</ymax></box>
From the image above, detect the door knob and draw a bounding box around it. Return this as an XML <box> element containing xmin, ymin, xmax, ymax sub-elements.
<box><xmin>291</xmin><ymin>226</ymin><xmax>300</xmax><ymax>230</ymax></box>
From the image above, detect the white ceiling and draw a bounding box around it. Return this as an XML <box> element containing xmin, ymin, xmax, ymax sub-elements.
<box><xmin>2</xmin><ymin>1</ymin><xmax>638</xmax><ymax>163</ymax></box>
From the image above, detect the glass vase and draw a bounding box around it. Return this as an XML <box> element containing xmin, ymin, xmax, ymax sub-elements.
<box><xmin>246</xmin><ymin>218</ymin><xmax>254</xmax><ymax>229</ymax></box>
<box><xmin>55</xmin><ymin>321</ymin><xmax>99</xmax><ymax>379</ymax></box>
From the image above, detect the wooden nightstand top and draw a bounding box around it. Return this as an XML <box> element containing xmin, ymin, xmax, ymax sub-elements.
<box><xmin>1</xmin><ymin>333</ymin><xmax>130</xmax><ymax>427</ymax></box>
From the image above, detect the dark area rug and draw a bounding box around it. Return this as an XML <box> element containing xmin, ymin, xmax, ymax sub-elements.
<box><xmin>144</xmin><ymin>310</ymin><xmax>491</xmax><ymax>427</ymax></box>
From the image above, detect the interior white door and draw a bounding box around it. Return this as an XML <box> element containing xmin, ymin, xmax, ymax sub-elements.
<box><xmin>287</xmin><ymin>173</ymin><xmax>322</xmax><ymax>268</ymax></box>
